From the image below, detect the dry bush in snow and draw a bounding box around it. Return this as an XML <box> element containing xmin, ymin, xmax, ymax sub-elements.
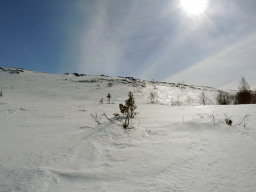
<box><xmin>149</xmin><ymin>92</ymin><xmax>158</xmax><ymax>104</ymax></box>
<box><xmin>171</xmin><ymin>97</ymin><xmax>182</xmax><ymax>106</ymax></box>
<box><xmin>224</xmin><ymin>113</ymin><xmax>233</xmax><ymax>126</ymax></box>
<box><xmin>90</xmin><ymin>113</ymin><xmax>102</xmax><ymax>125</ymax></box>
<box><xmin>107</xmin><ymin>82</ymin><xmax>113</xmax><ymax>87</ymax></box>
<box><xmin>199</xmin><ymin>88</ymin><xmax>208</xmax><ymax>105</ymax></box>
<box><xmin>216</xmin><ymin>91</ymin><xmax>232</xmax><ymax>105</ymax></box>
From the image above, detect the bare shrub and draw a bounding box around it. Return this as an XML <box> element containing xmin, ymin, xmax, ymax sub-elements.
<box><xmin>224</xmin><ymin>113</ymin><xmax>232</xmax><ymax>126</ymax></box>
<box><xmin>235</xmin><ymin>114</ymin><xmax>250</xmax><ymax>127</ymax></box>
<box><xmin>171</xmin><ymin>97</ymin><xmax>182</xmax><ymax>106</ymax></box>
<box><xmin>0</xmin><ymin>90</ymin><xmax>2</xmax><ymax>97</ymax></box>
<box><xmin>103</xmin><ymin>113</ymin><xmax>114</xmax><ymax>123</ymax></box>
<box><xmin>149</xmin><ymin>92</ymin><xmax>158</xmax><ymax>104</ymax></box>
<box><xmin>107</xmin><ymin>82</ymin><xmax>113</xmax><ymax>87</ymax></box>
<box><xmin>209</xmin><ymin>112</ymin><xmax>218</xmax><ymax>126</ymax></box>
<box><xmin>216</xmin><ymin>91</ymin><xmax>232</xmax><ymax>105</ymax></box>
<box><xmin>90</xmin><ymin>113</ymin><xmax>102</xmax><ymax>125</ymax></box>
<box><xmin>199</xmin><ymin>88</ymin><xmax>208</xmax><ymax>105</ymax></box>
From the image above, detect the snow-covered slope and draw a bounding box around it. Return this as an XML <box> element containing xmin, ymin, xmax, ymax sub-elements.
<box><xmin>0</xmin><ymin>68</ymin><xmax>256</xmax><ymax>192</ymax></box>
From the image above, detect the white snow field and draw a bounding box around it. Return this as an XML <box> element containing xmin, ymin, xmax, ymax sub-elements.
<box><xmin>0</xmin><ymin>68</ymin><xmax>256</xmax><ymax>192</ymax></box>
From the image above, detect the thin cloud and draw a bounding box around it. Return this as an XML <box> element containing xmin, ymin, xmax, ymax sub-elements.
<box><xmin>76</xmin><ymin>0</ymin><xmax>179</xmax><ymax>77</ymax></box>
<box><xmin>68</xmin><ymin>0</ymin><xmax>256</xmax><ymax>89</ymax></box>
<box><xmin>165</xmin><ymin>32</ymin><xmax>256</xmax><ymax>89</ymax></box>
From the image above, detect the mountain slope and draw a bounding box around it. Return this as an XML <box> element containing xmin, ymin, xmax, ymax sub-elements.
<box><xmin>0</xmin><ymin>68</ymin><xmax>256</xmax><ymax>192</ymax></box>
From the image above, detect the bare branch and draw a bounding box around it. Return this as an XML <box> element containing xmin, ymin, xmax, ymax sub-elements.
<box><xmin>103</xmin><ymin>113</ymin><xmax>114</xmax><ymax>123</ymax></box>
<box><xmin>90</xmin><ymin>113</ymin><xmax>101</xmax><ymax>125</ymax></box>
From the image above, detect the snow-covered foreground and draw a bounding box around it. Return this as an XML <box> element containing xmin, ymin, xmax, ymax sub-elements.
<box><xmin>1</xmin><ymin>69</ymin><xmax>256</xmax><ymax>192</ymax></box>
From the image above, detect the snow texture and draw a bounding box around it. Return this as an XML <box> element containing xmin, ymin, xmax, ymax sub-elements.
<box><xmin>0</xmin><ymin>68</ymin><xmax>256</xmax><ymax>192</ymax></box>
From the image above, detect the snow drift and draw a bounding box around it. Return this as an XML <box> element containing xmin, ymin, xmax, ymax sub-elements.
<box><xmin>0</xmin><ymin>68</ymin><xmax>256</xmax><ymax>192</ymax></box>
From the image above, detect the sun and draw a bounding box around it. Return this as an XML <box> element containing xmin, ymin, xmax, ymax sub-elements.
<box><xmin>180</xmin><ymin>0</ymin><xmax>208</xmax><ymax>16</ymax></box>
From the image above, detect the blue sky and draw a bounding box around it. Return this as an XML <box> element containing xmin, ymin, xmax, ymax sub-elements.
<box><xmin>1</xmin><ymin>0</ymin><xmax>256</xmax><ymax>89</ymax></box>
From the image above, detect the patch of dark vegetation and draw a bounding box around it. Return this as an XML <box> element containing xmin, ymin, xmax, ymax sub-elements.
<box><xmin>78</xmin><ymin>79</ymin><xmax>99</xmax><ymax>83</ymax></box>
<box><xmin>73</xmin><ymin>73</ymin><xmax>86</xmax><ymax>77</ymax></box>
<box><xmin>216</xmin><ymin>91</ymin><xmax>233</xmax><ymax>105</ymax></box>
<box><xmin>235</xmin><ymin>77</ymin><xmax>254</xmax><ymax>105</ymax></box>
<box><xmin>100</xmin><ymin>74</ymin><xmax>109</xmax><ymax>77</ymax></box>
<box><xmin>125</xmin><ymin>77</ymin><xmax>137</xmax><ymax>81</ymax></box>
<box><xmin>69</xmin><ymin>73</ymin><xmax>221</xmax><ymax>93</ymax></box>
<box><xmin>215</xmin><ymin>77</ymin><xmax>255</xmax><ymax>105</ymax></box>
<box><xmin>75</xmin><ymin>76</ymin><xmax>140</xmax><ymax>86</ymax></box>
<box><xmin>0</xmin><ymin>67</ymin><xmax>24</xmax><ymax>74</ymax></box>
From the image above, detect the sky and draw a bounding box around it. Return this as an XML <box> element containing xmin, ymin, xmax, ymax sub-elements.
<box><xmin>0</xmin><ymin>0</ymin><xmax>256</xmax><ymax>89</ymax></box>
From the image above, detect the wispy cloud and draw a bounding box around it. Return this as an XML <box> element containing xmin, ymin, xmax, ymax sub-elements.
<box><xmin>78</xmin><ymin>1</ymin><xmax>127</xmax><ymax>75</ymax></box>
<box><xmin>165</xmin><ymin>32</ymin><xmax>256</xmax><ymax>89</ymax></box>
<box><xmin>76</xmin><ymin>0</ymin><xmax>180</xmax><ymax>76</ymax></box>
<box><xmin>77</xmin><ymin>1</ymin><xmax>152</xmax><ymax>75</ymax></box>
<box><xmin>70</xmin><ymin>0</ymin><xmax>256</xmax><ymax>89</ymax></box>
<box><xmin>1</xmin><ymin>0</ymin><xmax>256</xmax><ymax>89</ymax></box>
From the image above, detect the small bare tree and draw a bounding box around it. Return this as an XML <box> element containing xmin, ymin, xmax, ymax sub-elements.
<box><xmin>171</xmin><ymin>97</ymin><xmax>182</xmax><ymax>106</ymax></box>
<box><xmin>235</xmin><ymin>77</ymin><xmax>252</xmax><ymax>104</ymax></box>
<box><xmin>149</xmin><ymin>92</ymin><xmax>158</xmax><ymax>103</ymax></box>
<box><xmin>199</xmin><ymin>88</ymin><xmax>208</xmax><ymax>105</ymax></box>
<box><xmin>235</xmin><ymin>114</ymin><xmax>250</xmax><ymax>127</ymax></box>
<box><xmin>216</xmin><ymin>91</ymin><xmax>232</xmax><ymax>105</ymax></box>
<box><xmin>239</xmin><ymin>77</ymin><xmax>250</xmax><ymax>91</ymax></box>
<box><xmin>209</xmin><ymin>112</ymin><xmax>218</xmax><ymax>126</ymax></box>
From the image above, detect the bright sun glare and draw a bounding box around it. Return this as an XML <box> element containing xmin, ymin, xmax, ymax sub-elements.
<box><xmin>180</xmin><ymin>0</ymin><xmax>208</xmax><ymax>16</ymax></box>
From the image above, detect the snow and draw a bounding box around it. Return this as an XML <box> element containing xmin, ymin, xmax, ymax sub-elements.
<box><xmin>0</xmin><ymin>68</ymin><xmax>256</xmax><ymax>192</ymax></box>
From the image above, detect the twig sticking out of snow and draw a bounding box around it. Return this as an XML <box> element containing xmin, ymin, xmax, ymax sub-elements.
<box><xmin>235</xmin><ymin>114</ymin><xmax>250</xmax><ymax>128</ymax></box>
<box><xmin>209</xmin><ymin>112</ymin><xmax>218</xmax><ymax>126</ymax></box>
<box><xmin>103</xmin><ymin>113</ymin><xmax>114</xmax><ymax>123</ymax></box>
<box><xmin>90</xmin><ymin>113</ymin><xmax>102</xmax><ymax>125</ymax></box>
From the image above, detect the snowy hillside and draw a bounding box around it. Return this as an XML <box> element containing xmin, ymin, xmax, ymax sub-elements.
<box><xmin>0</xmin><ymin>68</ymin><xmax>256</xmax><ymax>192</ymax></box>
